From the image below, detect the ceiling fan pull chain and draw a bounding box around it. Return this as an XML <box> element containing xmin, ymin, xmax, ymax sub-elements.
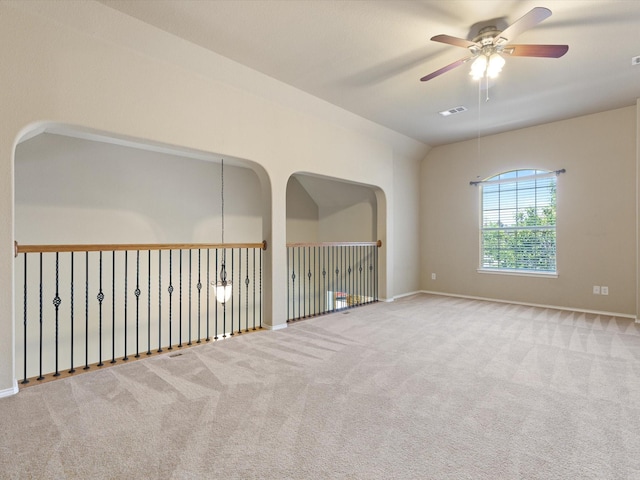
<box><xmin>485</xmin><ymin>76</ymin><xmax>490</xmax><ymax>102</ymax></box>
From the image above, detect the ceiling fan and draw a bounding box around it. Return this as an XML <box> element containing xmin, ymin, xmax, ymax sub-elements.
<box><xmin>420</xmin><ymin>7</ymin><xmax>568</xmax><ymax>82</ymax></box>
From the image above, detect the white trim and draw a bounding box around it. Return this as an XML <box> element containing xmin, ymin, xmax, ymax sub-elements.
<box><xmin>477</xmin><ymin>268</ymin><xmax>558</xmax><ymax>279</ymax></box>
<box><xmin>480</xmin><ymin>171</ymin><xmax>558</xmax><ymax>186</ymax></box>
<box><xmin>419</xmin><ymin>290</ymin><xmax>637</xmax><ymax>320</ymax></box>
<box><xmin>0</xmin><ymin>379</ymin><xmax>19</xmax><ymax>398</ymax></box>
<box><xmin>393</xmin><ymin>291</ymin><xmax>422</xmax><ymax>300</ymax></box>
<box><xmin>263</xmin><ymin>323</ymin><xmax>287</xmax><ymax>331</ymax></box>
<box><xmin>380</xmin><ymin>296</ymin><xmax>395</xmax><ymax>303</ymax></box>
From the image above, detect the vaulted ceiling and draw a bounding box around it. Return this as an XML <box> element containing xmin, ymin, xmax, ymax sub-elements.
<box><xmin>99</xmin><ymin>0</ymin><xmax>640</xmax><ymax>147</ymax></box>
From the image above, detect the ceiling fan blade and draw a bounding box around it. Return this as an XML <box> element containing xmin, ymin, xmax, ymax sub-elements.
<box><xmin>420</xmin><ymin>57</ymin><xmax>470</xmax><ymax>82</ymax></box>
<box><xmin>494</xmin><ymin>7</ymin><xmax>552</xmax><ymax>45</ymax></box>
<box><xmin>431</xmin><ymin>34</ymin><xmax>478</xmax><ymax>49</ymax></box>
<box><xmin>504</xmin><ymin>44</ymin><xmax>569</xmax><ymax>58</ymax></box>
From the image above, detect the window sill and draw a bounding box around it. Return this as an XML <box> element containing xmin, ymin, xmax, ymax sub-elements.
<box><xmin>477</xmin><ymin>268</ymin><xmax>558</xmax><ymax>279</ymax></box>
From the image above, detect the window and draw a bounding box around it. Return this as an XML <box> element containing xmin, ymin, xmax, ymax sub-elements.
<box><xmin>480</xmin><ymin>169</ymin><xmax>557</xmax><ymax>274</ymax></box>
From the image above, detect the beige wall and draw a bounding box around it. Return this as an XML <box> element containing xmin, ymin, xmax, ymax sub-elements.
<box><xmin>393</xmin><ymin>157</ymin><xmax>421</xmax><ymax>295</ymax></box>
<box><xmin>421</xmin><ymin>106</ymin><xmax>637</xmax><ymax>316</ymax></box>
<box><xmin>318</xmin><ymin>201</ymin><xmax>376</xmax><ymax>242</ymax></box>
<box><xmin>16</xmin><ymin>134</ymin><xmax>264</xmax><ymax>245</ymax></box>
<box><xmin>286</xmin><ymin>177</ymin><xmax>319</xmax><ymax>243</ymax></box>
<box><xmin>0</xmin><ymin>1</ymin><xmax>428</xmax><ymax>394</ymax></box>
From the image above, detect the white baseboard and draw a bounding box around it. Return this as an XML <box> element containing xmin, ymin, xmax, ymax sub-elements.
<box><xmin>393</xmin><ymin>291</ymin><xmax>422</xmax><ymax>301</ymax></box>
<box><xmin>419</xmin><ymin>290</ymin><xmax>637</xmax><ymax>320</ymax></box>
<box><xmin>0</xmin><ymin>379</ymin><xmax>19</xmax><ymax>398</ymax></box>
<box><xmin>263</xmin><ymin>323</ymin><xmax>287</xmax><ymax>331</ymax></box>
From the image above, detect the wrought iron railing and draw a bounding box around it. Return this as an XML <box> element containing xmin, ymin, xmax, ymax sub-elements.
<box><xmin>14</xmin><ymin>241</ymin><xmax>266</xmax><ymax>385</ymax></box>
<box><xmin>286</xmin><ymin>241</ymin><xmax>381</xmax><ymax>322</ymax></box>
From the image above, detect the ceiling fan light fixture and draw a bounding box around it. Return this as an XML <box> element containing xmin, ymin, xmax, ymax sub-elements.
<box><xmin>421</xmin><ymin>7</ymin><xmax>567</xmax><ymax>83</ymax></box>
<box><xmin>470</xmin><ymin>55</ymin><xmax>487</xmax><ymax>80</ymax></box>
<box><xmin>469</xmin><ymin>51</ymin><xmax>505</xmax><ymax>80</ymax></box>
<box><xmin>487</xmin><ymin>53</ymin><xmax>505</xmax><ymax>78</ymax></box>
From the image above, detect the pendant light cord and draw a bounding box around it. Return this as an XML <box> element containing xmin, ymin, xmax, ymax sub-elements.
<box><xmin>221</xmin><ymin>159</ymin><xmax>225</xmax><ymax>245</ymax></box>
<box><xmin>220</xmin><ymin>158</ymin><xmax>227</xmax><ymax>284</ymax></box>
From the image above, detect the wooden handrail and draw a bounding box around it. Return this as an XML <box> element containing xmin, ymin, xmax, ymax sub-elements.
<box><xmin>15</xmin><ymin>241</ymin><xmax>267</xmax><ymax>256</ymax></box>
<box><xmin>286</xmin><ymin>240</ymin><xmax>382</xmax><ymax>248</ymax></box>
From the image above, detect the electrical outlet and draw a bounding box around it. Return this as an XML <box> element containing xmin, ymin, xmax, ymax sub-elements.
<box><xmin>601</xmin><ymin>286</ymin><xmax>609</xmax><ymax>295</ymax></box>
<box><xmin>632</xmin><ymin>55</ymin><xmax>640</xmax><ymax>66</ymax></box>
<box><xmin>593</xmin><ymin>286</ymin><xmax>600</xmax><ymax>295</ymax></box>
<box><xmin>431</xmin><ymin>273</ymin><xmax>436</xmax><ymax>280</ymax></box>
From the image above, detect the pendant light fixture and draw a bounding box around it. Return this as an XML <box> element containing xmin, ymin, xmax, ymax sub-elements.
<box><xmin>212</xmin><ymin>159</ymin><xmax>232</xmax><ymax>304</ymax></box>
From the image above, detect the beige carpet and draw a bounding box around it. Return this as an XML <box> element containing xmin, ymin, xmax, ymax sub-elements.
<box><xmin>1</xmin><ymin>293</ymin><xmax>640</xmax><ymax>479</ymax></box>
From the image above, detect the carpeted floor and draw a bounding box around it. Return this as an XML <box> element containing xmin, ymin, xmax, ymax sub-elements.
<box><xmin>1</xmin><ymin>293</ymin><xmax>640</xmax><ymax>479</ymax></box>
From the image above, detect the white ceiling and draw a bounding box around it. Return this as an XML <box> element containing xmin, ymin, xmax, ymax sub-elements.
<box><xmin>99</xmin><ymin>0</ymin><xmax>640</xmax><ymax>147</ymax></box>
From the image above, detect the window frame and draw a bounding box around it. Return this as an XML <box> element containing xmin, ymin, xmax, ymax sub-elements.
<box><xmin>477</xmin><ymin>169</ymin><xmax>558</xmax><ymax>278</ymax></box>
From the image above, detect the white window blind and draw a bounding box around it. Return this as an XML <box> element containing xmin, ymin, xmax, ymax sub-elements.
<box><xmin>480</xmin><ymin>169</ymin><xmax>557</xmax><ymax>273</ymax></box>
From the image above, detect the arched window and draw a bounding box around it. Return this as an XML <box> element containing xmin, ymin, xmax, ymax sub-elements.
<box><xmin>480</xmin><ymin>169</ymin><xmax>557</xmax><ymax>274</ymax></box>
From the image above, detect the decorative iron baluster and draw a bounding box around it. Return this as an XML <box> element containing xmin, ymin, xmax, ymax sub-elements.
<box><xmin>365</xmin><ymin>246</ymin><xmax>369</xmax><ymax>303</ymax></box>
<box><xmin>322</xmin><ymin>247</ymin><xmax>327</xmax><ymax>314</ymax></box>
<box><xmin>298</xmin><ymin>247</ymin><xmax>302</xmax><ymax>320</ymax></box>
<box><xmin>259</xmin><ymin>246</ymin><xmax>263</xmax><ymax>328</ymax></box>
<box><xmin>98</xmin><ymin>251</ymin><xmax>104</xmax><ymax>366</ymax></box>
<box><xmin>188</xmin><ymin>249</ymin><xmax>192</xmax><ymax>345</ymax></box>
<box><xmin>179</xmin><ymin>249</ymin><xmax>183</xmax><ymax>347</ymax></box>
<box><xmin>336</xmin><ymin>247</ymin><xmax>341</xmax><ymax>311</ymax></box>
<box><xmin>69</xmin><ymin>252</ymin><xmax>75</xmax><ymax>373</ymax></box>
<box><xmin>358</xmin><ymin>246</ymin><xmax>362</xmax><ymax>305</ymax></box>
<box><xmin>345</xmin><ymin>245</ymin><xmax>354</xmax><ymax>308</ymax></box>
<box><xmin>314</xmin><ymin>246</ymin><xmax>317</xmax><ymax>316</ymax></box>
<box><xmin>348</xmin><ymin>247</ymin><xmax>353</xmax><ymax>309</ymax></box>
<box><xmin>84</xmin><ymin>252</ymin><xmax>89</xmax><ymax>370</ymax></box>
<box><xmin>206</xmin><ymin>248</ymin><xmax>210</xmax><ymax>341</ymax></box>
<box><xmin>302</xmin><ymin>247</ymin><xmax>306</xmax><ymax>318</ymax></box>
<box><xmin>158</xmin><ymin>250</ymin><xmax>162</xmax><ymax>353</ymax></box>
<box><xmin>38</xmin><ymin>252</ymin><xmax>43</xmax><ymax>380</ymax></box>
<box><xmin>147</xmin><ymin>250</ymin><xmax>151</xmax><ymax>356</ymax></box>
<box><xmin>53</xmin><ymin>252</ymin><xmax>61</xmax><ymax>376</ymax></box>
<box><xmin>287</xmin><ymin>247</ymin><xmax>290</xmax><ymax>322</ymax></box>
<box><xmin>22</xmin><ymin>253</ymin><xmax>28</xmax><ymax>384</ymax></box>
<box><xmin>168</xmin><ymin>250</ymin><xmax>173</xmax><ymax>350</ymax></box>
<box><xmin>232</xmin><ymin>248</ymin><xmax>240</xmax><ymax>337</ymax></box>
<box><xmin>122</xmin><ymin>251</ymin><xmax>128</xmax><ymax>361</ymax></box>
<box><xmin>197</xmin><ymin>249</ymin><xmax>202</xmax><ymax>343</ymax></box>
<box><xmin>375</xmin><ymin>244</ymin><xmax>379</xmax><ymax>301</ymax></box>
<box><xmin>252</xmin><ymin>248</ymin><xmax>256</xmax><ymax>330</ymax></box>
<box><xmin>222</xmin><ymin>249</ymin><xmax>227</xmax><ymax>339</ymax></box>
<box><xmin>237</xmin><ymin>247</ymin><xmax>242</xmax><ymax>334</ymax></box>
<box><xmin>214</xmin><ymin>249</ymin><xmax>218</xmax><ymax>340</ymax></box>
<box><xmin>135</xmin><ymin>251</ymin><xmax>140</xmax><ymax>358</ymax></box>
<box><xmin>245</xmin><ymin>248</ymin><xmax>249</xmax><ymax>332</ymax></box>
<box><xmin>341</xmin><ymin>246</ymin><xmax>345</xmax><ymax>308</ymax></box>
<box><xmin>370</xmin><ymin>247</ymin><xmax>375</xmax><ymax>303</ymax></box>
<box><xmin>330</xmin><ymin>246</ymin><xmax>334</xmax><ymax>312</ymax></box>
<box><xmin>111</xmin><ymin>251</ymin><xmax>116</xmax><ymax>364</ymax></box>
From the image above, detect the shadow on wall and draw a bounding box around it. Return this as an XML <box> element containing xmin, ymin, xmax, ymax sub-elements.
<box><xmin>286</xmin><ymin>173</ymin><xmax>377</xmax><ymax>243</ymax></box>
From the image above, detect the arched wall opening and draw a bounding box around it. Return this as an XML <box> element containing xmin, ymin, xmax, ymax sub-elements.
<box><xmin>284</xmin><ymin>172</ymin><xmax>389</xmax><ymax>320</ymax></box>
<box><xmin>12</xmin><ymin>124</ymin><xmax>273</xmax><ymax>382</ymax></box>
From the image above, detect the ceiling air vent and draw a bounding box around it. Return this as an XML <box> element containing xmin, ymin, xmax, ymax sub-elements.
<box><xmin>439</xmin><ymin>106</ymin><xmax>468</xmax><ymax>117</ymax></box>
